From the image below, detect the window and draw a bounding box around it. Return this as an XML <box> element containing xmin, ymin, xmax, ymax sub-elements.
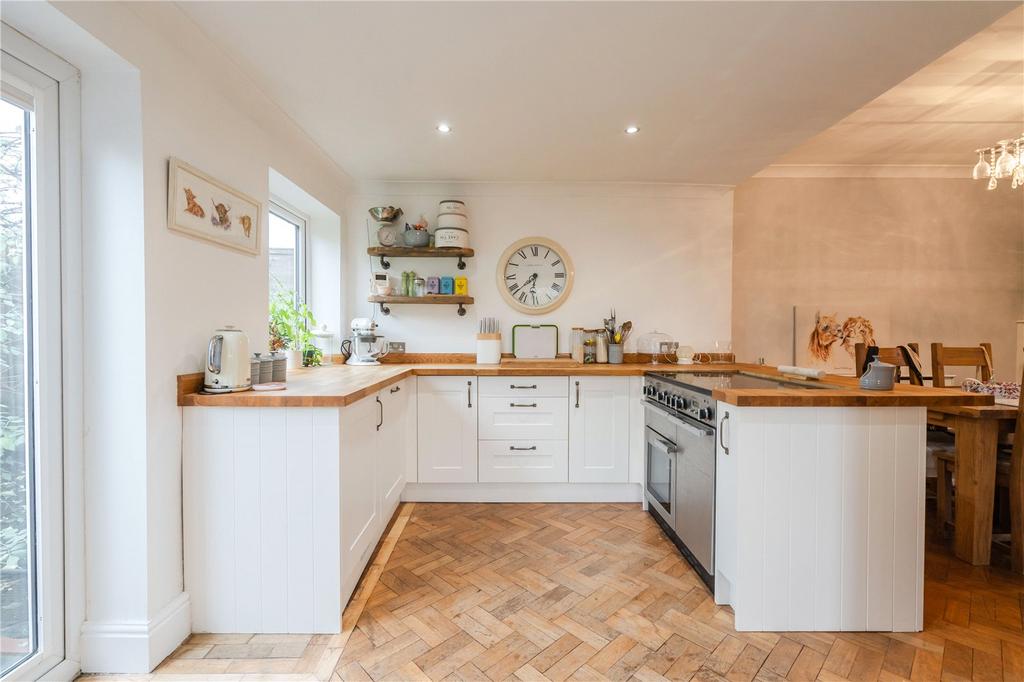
<box><xmin>268</xmin><ymin>201</ymin><xmax>306</xmax><ymax>309</ymax></box>
<box><xmin>1</xmin><ymin>36</ymin><xmax>70</xmax><ymax>679</ymax></box>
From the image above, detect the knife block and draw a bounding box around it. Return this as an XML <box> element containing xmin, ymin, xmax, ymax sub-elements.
<box><xmin>476</xmin><ymin>333</ymin><xmax>501</xmax><ymax>365</ymax></box>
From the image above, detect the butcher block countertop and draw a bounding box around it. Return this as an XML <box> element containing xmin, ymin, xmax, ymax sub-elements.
<box><xmin>177</xmin><ymin>361</ymin><xmax>991</xmax><ymax>409</ymax></box>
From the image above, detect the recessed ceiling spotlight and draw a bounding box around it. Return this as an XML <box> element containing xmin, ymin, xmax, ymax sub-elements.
<box><xmin>436</xmin><ymin>123</ymin><xmax>452</xmax><ymax>134</ymax></box>
<box><xmin>625</xmin><ymin>125</ymin><xmax>640</xmax><ymax>135</ymax></box>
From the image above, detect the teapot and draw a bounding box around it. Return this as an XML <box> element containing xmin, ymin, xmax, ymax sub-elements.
<box><xmin>859</xmin><ymin>358</ymin><xmax>897</xmax><ymax>391</ymax></box>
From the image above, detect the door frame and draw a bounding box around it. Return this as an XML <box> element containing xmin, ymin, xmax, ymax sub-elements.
<box><xmin>1</xmin><ymin>23</ymin><xmax>84</xmax><ymax>682</ymax></box>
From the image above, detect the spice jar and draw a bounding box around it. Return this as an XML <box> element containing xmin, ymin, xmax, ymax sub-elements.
<box><xmin>413</xmin><ymin>277</ymin><xmax>425</xmax><ymax>297</ymax></box>
<box><xmin>583</xmin><ymin>337</ymin><xmax>597</xmax><ymax>364</ymax></box>
<box><xmin>571</xmin><ymin>327</ymin><xmax>585</xmax><ymax>363</ymax></box>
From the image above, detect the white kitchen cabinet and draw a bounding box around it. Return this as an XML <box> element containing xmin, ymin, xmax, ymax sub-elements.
<box><xmin>417</xmin><ymin>376</ymin><xmax>478</xmax><ymax>482</ymax></box>
<box><xmin>478</xmin><ymin>396</ymin><xmax>568</xmax><ymax>440</ymax></box>
<box><xmin>569</xmin><ymin>376</ymin><xmax>630</xmax><ymax>483</ymax></box>
<box><xmin>479</xmin><ymin>440</ymin><xmax>568</xmax><ymax>483</ymax></box>
<box><xmin>715</xmin><ymin>403</ymin><xmax>925</xmax><ymax>632</ymax></box>
<box><xmin>339</xmin><ymin>394</ymin><xmax>381</xmax><ymax>595</ymax></box>
<box><xmin>378</xmin><ymin>379</ymin><xmax>409</xmax><ymax>518</ymax></box>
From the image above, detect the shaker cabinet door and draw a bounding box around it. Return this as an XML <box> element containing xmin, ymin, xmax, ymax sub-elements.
<box><xmin>340</xmin><ymin>394</ymin><xmax>380</xmax><ymax>578</ymax></box>
<box><xmin>379</xmin><ymin>380</ymin><xmax>409</xmax><ymax>517</ymax></box>
<box><xmin>417</xmin><ymin>376</ymin><xmax>478</xmax><ymax>482</ymax></box>
<box><xmin>569</xmin><ymin>376</ymin><xmax>630</xmax><ymax>483</ymax></box>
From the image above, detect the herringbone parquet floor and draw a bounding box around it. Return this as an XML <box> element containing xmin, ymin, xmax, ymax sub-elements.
<box><xmin>89</xmin><ymin>502</ymin><xmax>1024</xmax><ymax>682</ymax></box>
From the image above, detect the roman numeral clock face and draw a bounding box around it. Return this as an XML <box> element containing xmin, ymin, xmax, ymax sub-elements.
<box><xmin>496</xmin><ymin>238</ymin><xmax>574</xmax><ymax>314</ymax></box>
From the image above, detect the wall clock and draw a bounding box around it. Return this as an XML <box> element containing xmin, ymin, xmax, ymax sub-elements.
<box><xmin>496</xmin><ymin>237</ymin><xmax>574</xmax><ymax>314</ymax></box>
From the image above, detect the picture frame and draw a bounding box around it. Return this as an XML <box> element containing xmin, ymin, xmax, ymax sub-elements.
<box><xmin>167</xmin><ymin>157</ymin><xmax>262</xmax><ymax>256</ymax></box>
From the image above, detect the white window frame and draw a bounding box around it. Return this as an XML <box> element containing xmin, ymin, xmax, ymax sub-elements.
<box><xmin>268</xmin><ymin>198</ymin><xmax>308</xmax><ymax>309</ymax></box>
<box><xmin>1</xmin><ymin>23</ymin><xmax>83</xmax><ymax>682</ymax></box>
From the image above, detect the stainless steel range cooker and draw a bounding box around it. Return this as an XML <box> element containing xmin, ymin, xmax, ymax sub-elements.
<box><xmin>643</xmin><ymin>372</ymin><xmax>719</xmax><ymax>590</ymax></box>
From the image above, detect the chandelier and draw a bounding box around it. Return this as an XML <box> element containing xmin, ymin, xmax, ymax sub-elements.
<box><xmin>972</xmin><ymin>134</ymin><xmax>1024</xmax><ymax>190</ymax></box>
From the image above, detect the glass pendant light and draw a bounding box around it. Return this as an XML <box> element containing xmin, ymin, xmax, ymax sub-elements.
<box><xmin>971</xmin><ymin>150</ymin><xmax>990</xmax><ymax>180</ymax></box>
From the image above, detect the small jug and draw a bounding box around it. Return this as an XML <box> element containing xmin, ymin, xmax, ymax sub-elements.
<box><xmin>859</xmin><ymin>358</ymin><xmax>897</xmax><ymax>390</ymax></box>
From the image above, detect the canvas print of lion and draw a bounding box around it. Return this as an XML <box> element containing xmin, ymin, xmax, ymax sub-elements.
<box><xmin>795</xmin><ymin>306</ymin><xmax>889</xmax><ymax>375</ymax></box>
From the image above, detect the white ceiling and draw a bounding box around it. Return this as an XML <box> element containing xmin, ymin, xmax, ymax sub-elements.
<box><xmin>771</xmin><ymin>5</ymin><xmax>1024</xmax><ymax>167</ymax></box>
<box><xmin>175</xmin><ymin>1</ymin><xmax>1020</xmax><ymax>184</ymax></box>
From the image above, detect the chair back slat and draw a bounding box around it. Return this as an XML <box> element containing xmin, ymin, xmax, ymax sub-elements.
<box><xmin>855</xmin><ymin>342</ymin><xmax>923</xmax><ymax>385</ymax></box>
<box><xmin>931</xmin><ymin>343</ymin><xmax>994</xmax><ymax>387</ymax></box>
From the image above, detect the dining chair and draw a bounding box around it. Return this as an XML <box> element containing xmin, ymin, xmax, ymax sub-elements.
<box><xmin>854</xmin><ymin>343</ymin><xmax>924</xmax><ymax>385</ymax></box>
<box><xmin>930</xmin><ymin>342</ymin><xmax>994</xmax><ymax>387</ymax></box>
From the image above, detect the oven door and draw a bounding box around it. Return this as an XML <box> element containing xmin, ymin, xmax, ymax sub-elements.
<box><xmin>645</xmin><ymin>425</ymin><xmax>677</xmax><ymax>529</ymax></box>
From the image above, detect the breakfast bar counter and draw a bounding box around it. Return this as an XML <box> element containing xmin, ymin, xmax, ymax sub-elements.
<box><xmin>177</xmin><ymin>361</ymin><xmax>990</xmax><ymax>409</ymax></box>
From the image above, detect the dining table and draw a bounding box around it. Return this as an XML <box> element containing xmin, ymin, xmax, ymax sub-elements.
<box><xmin>928</xmin><ymin>396</ymin><xmax>1019</xmax><ymax>567</ymax></box>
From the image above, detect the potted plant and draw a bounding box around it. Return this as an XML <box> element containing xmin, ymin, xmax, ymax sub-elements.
<box><xmin>269</xmin><ymin>290</ymin><xmax>322</xmax><ymax>368</ymax></box>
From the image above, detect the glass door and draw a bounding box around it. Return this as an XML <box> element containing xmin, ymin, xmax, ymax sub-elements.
<box><xmin>1</xmin><ymin>47</ymin><xmax>65</xmax><ymax>679</ymax></box>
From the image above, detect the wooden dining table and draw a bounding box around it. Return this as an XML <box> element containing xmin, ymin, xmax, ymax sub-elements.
<box><xmin>928</xmin><ymin>399</ymin><xmax>1019</xmax><ymax>566</ymax></box>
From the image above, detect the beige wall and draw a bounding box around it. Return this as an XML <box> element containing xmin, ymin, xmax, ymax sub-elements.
<box><xmin>732</xmin><ymin>177</ymin><xmax>1024</xmax><ymax>381</ymax></box>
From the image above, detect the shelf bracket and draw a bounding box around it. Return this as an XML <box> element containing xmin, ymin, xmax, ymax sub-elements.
<box><xmin>457</xmin><ymin>303</ymin><xmax>467</xmax><ymax>317</ymax></box>
<box><xmin>379</xmin><ymin>302</ymin><xmax>391</xmax><ymax>316</ymax></box>
<box><xmin>378</xmin><ymin>255</ymin><xmax>391</xmax><ymax>270</ymax></box>
<box><xmin>457</xmin><ymin>256</ymin><xmax>467</xmax><ymax>270</ymax></box>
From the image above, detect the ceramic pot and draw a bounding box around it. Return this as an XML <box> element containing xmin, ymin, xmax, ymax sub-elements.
<box><xmin>403</xmin><ymin>229</ymin><xmax>430</xmax><ymax>247</ymax></box>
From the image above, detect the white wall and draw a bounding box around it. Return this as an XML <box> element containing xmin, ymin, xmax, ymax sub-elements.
<box><xmin>347</xmin><ymin>182</ymin><xmax>734</xmax><ymax>354</ymax></box>
<box><xmin>9</xmin><ymin>1</ymin><xmax>352</xmax><ymax>672</ymax></box>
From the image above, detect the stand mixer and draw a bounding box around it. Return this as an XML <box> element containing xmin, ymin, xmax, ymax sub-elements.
<box><xmin>341</xmin><ymin>318</ymin><xmax>390</xmax><ymax>365</ymax></box>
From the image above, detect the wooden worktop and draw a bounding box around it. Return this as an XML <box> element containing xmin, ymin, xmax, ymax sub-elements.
<box><xmin>177</xmin><ymin>362</ymin><xmax>992</xmax><ymax>409</ymax></box>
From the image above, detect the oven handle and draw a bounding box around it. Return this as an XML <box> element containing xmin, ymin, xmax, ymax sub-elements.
<box><xmin>645</xmin><ymin>426</ymin><xmax>679</xmax><ymax>454</ymax></box>
<box><xmin>644</xmin><ymin>399</ymin><xmax>715</xmax><ymax>436</ymax></box>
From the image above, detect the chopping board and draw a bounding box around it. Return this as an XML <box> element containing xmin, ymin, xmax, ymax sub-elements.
<box><xmin>512</xmin><ymin>324</ymin><xmax>558</xmax><ymax>359</ymax></box>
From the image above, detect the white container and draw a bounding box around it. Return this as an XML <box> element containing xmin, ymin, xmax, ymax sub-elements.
<box><xmin>437</xmin><ymin>212</ymin><xmax>468</xmax><ymax>229</ymax></box>
<box><xmin>439</xmin><ymin>199</ymin><xmax>466</xmax><ymax>215</ymax></box>
<box><xmin>435</xmin><ymin>226</ymin><xmax>469</xmax><ymax>248</ymax></box>
<box><xmin>476</xmin><ymin>335</ymin><xmax>501</xmax><ymax>365</ymax></box>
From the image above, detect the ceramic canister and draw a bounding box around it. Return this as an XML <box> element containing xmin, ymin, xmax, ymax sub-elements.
<box><xmin>435</xmin><ymin>227</ymin><xmax>469</xmax><ymax>248</ymax></box>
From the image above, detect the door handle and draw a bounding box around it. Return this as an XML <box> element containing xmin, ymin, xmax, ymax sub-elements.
<box><xmin>376</xmin><ymin>396</ymin><xmax>383</xmax><ymax>431</ymax></box>
<box><xmin>467</xmin><ymin>381</ymin><xmax>472</xmax><ymax>408</ymax></box>
<box><xmin>575</xmin><ymin>380</ymin><xmax>580</xmax><ymax>408</ymax></box>
<box><xmin>390</xmin><ymin>385</ymin><xmax>401</xmax><ymax>394</ymax></box>
<box><xmin>720</xmin><ymin>412</ymin><xmax>730</xmax><ymax>454</ymax></box>
<box><xmin>510</xmin><ymin>384</ymin><xmax>537</xmax><ymax>389</ymax></box>
<box><xmin>659</xmin><ymin>437</ymin><xmax>679</xmax><ymax>454</ymax></box>
<box><xmin>509</xmin><ymin>445</ymin><xmax>538</xmax><ymax>451</ymax></box>
<box><xmin>509</xmin><ymin>402</ymin><xmax>538</xmax><ymax>408</ymax></box>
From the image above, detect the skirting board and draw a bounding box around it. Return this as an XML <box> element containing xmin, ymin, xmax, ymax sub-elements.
<box><xmin>402</xmin><ymin>482</ymin><xmax>643</xmax><ymax>503</ymax></box>
<box><xmin>80</xmin><ymin>592</ymin><xmax>190</xmax><ymax>673</ymax></box>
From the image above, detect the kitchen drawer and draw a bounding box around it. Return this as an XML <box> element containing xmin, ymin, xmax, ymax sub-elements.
<box><xmin>479</xmin><ymin>440</ymin><xmax>568</xmax><ymax>483</ymax></box>
<box><xmin>478</xmin><ymin>396</ymin><xmax>568</xmax><ymax>440</ymax></box>
<box><xmin>479</xmin><ymin>376</ymin><xmax>568</xmax><ymax>398</ymax></box>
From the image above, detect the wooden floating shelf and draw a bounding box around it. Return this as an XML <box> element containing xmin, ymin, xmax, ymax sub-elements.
<box><xmin>367</xmin><ymin>246</ymin><xmax>474</xmax><ymax>270</ymax></box>
<box><xmin>368</xmin><ymin>295</ymin><xmax>474</xmax><ymax>317</ymax></box>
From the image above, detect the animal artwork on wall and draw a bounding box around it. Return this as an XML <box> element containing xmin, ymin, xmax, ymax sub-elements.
<box><xmin>794</xmin><ymin>305</ymin><xmax>890</xmax><ymax>375</ymax></box>
<box><xmin>167</xmin><ymin>157</ymin><xmax>261</xmax><ymax>255</ymax></box>
<box><xmin>183</xmin><ymin>188</ymin><xmax>205</xmax><ymax>218</ymax></box>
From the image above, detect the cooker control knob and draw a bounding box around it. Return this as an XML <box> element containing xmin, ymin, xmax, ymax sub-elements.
<box><xmin>698</xmin><ymin>406</ymin><xmax>712</xmax><ymax>420</ymax></box>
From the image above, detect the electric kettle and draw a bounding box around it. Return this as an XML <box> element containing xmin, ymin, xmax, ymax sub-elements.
<box><xmin>204</xmin><ymin>326</ymin><xmax>252</xmax><ymax>393</ymax></box>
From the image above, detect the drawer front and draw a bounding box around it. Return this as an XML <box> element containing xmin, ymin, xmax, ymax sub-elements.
<box><xmin>479</xmin><ymin>440</ymin><xmax>568</xmax><ymax>483</ymax></box>
<box><xmin>478</xmin><ymin>396</ymin><xmax>568</xmax><ymax>440</ymax></box>
<box><xmin>479</xmin><ymin>376</ymin><xmax>568</xmax><ymax>398</ymax></box>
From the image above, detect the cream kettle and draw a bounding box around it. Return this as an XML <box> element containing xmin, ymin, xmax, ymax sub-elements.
<box><xmin>204</xmin><ymin>326</ymin><xmax>252</xmax><ymax>393</ymax></box>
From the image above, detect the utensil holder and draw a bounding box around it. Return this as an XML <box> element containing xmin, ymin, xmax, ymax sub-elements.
<box><xmin>608</xmin><ymin>344</ymin><xmax>624</xmax><ymax>364</ymax></box>
<box><xmin>476</xmin><ymin>334</ymin><xmax>501</xmax><ymax>365</ymax></box>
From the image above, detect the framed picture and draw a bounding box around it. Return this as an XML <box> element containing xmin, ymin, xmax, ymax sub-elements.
<box><xmin>167</xmin><ymin>157</ymin><xmax>262</xmax><ymax>256</ymax></box>
<box><xmin>793</xmin><ymin>305</ymin><xmax>891</xmax><ymax>375</ymax></box>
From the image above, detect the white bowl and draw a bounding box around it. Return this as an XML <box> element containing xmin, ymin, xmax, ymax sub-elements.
<box><xmin>439</xmin><ymin>199</ymin><xmax>466</xmax><ymax>215</ymax></box>
<box><xmin>437</xmin><ymin>212</ymin><xmax>468</xmax><ymax>229</ymax></box>
<box><xmin>435</xmin><ymin>227</ymin><xmax>469</xmax><ymax>248</ymax></box>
